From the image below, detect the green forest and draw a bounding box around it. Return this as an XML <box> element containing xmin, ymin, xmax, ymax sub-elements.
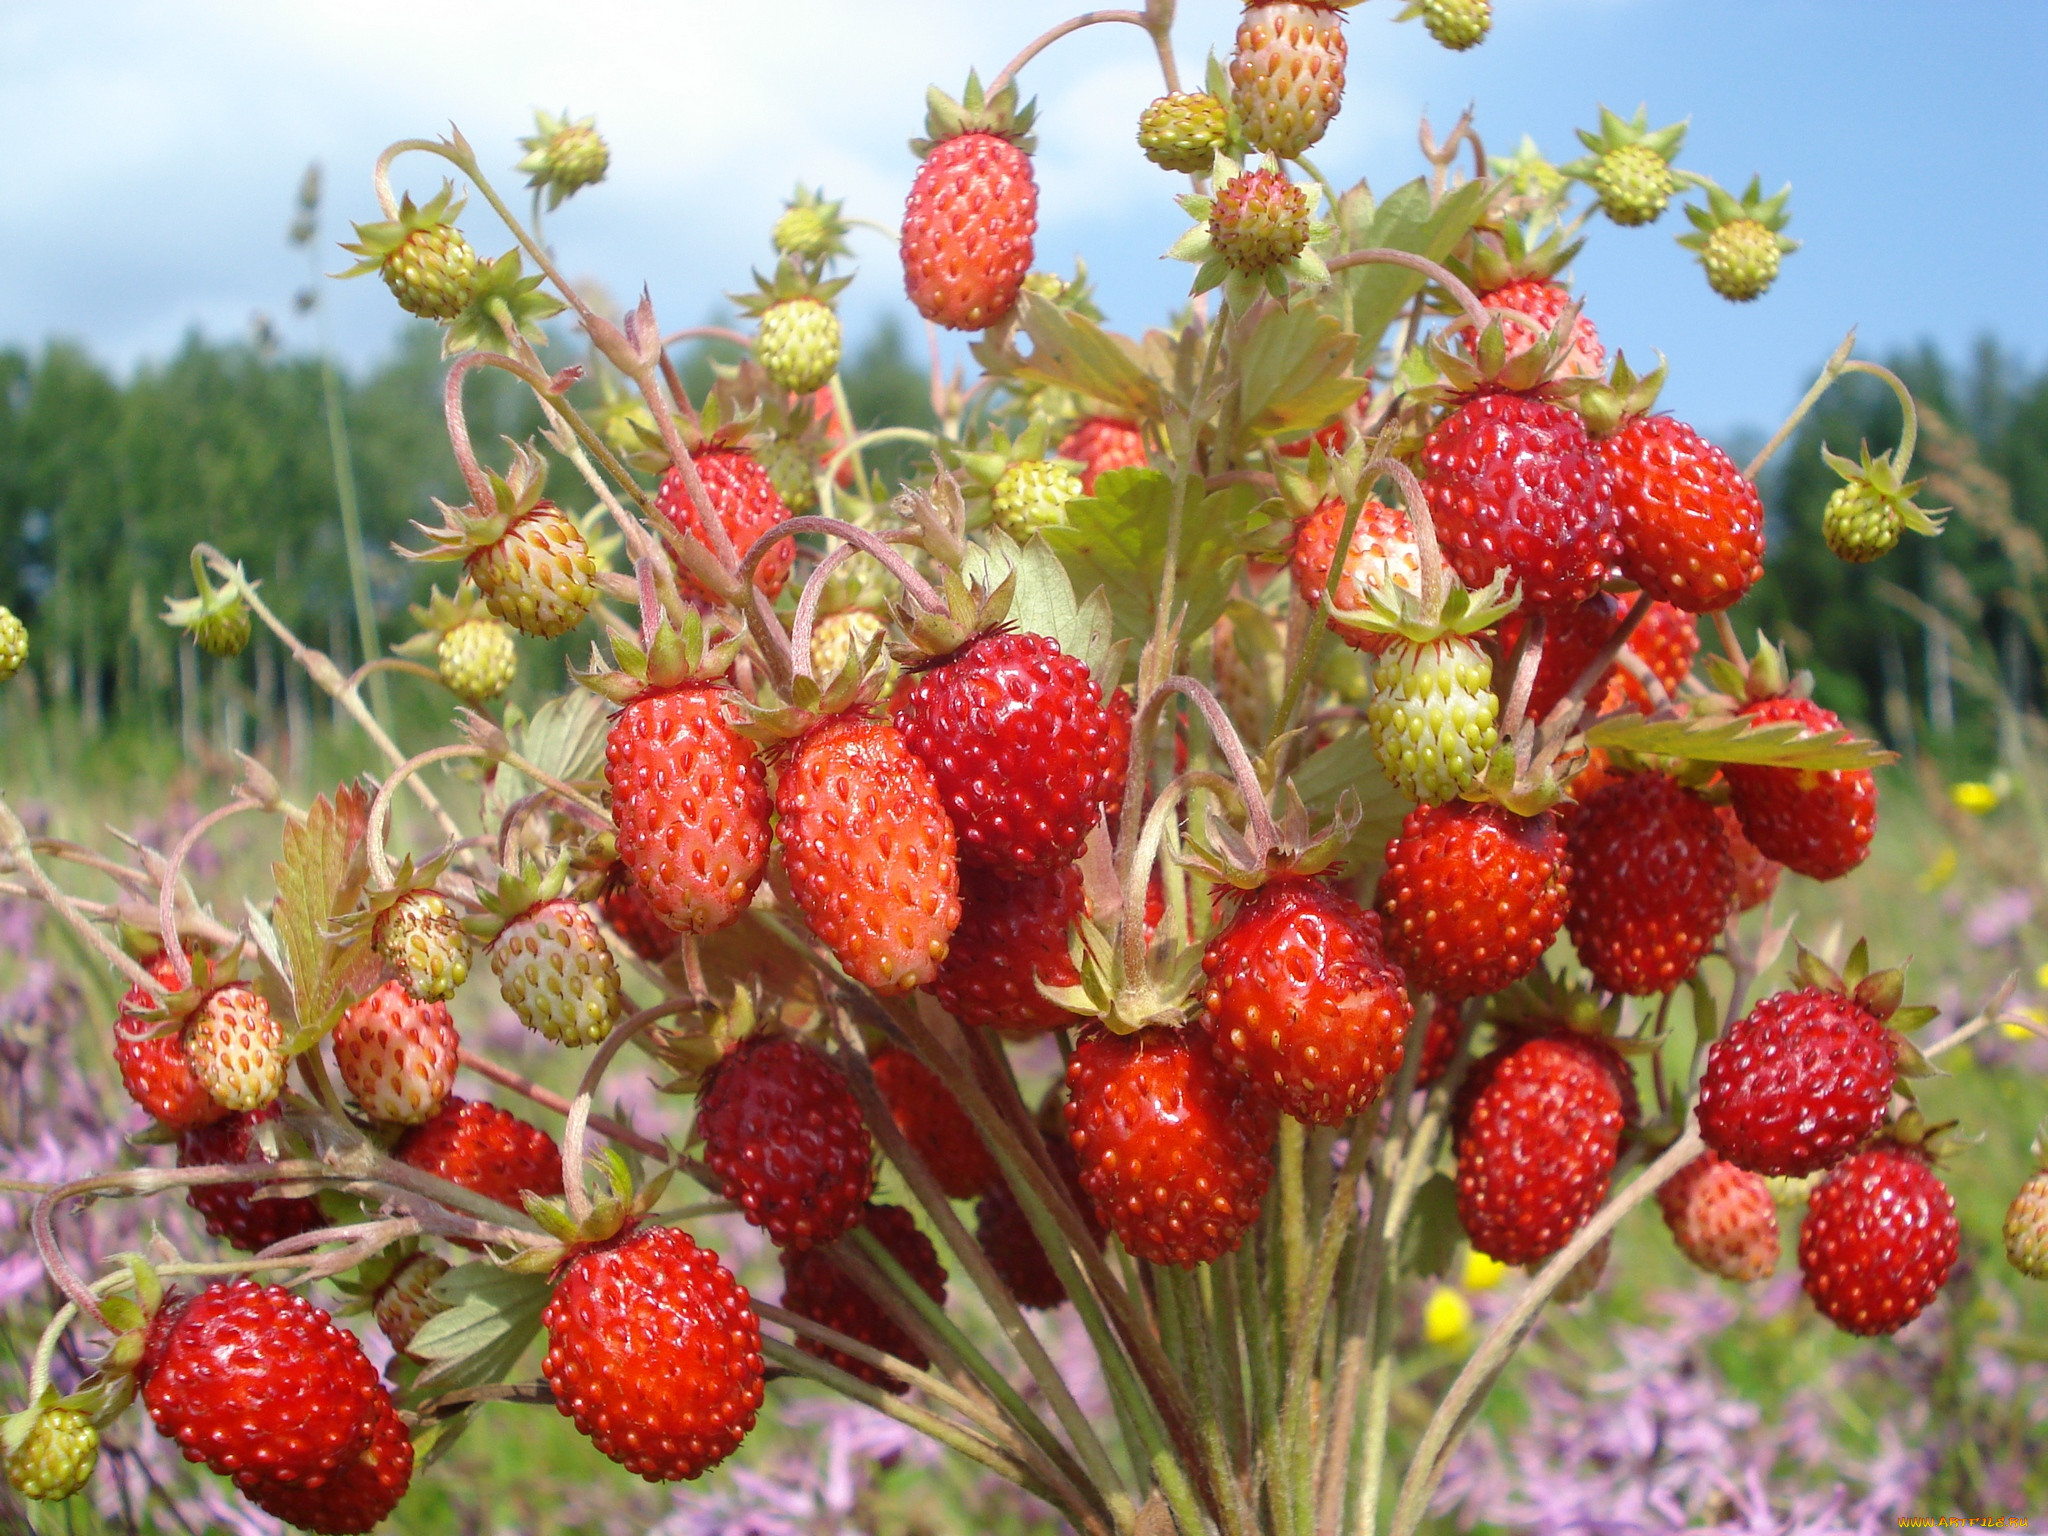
<box><xmin>0</xmin><ymin>321</ymin><xmax>2040</xmax><ymax>770</ymax></box>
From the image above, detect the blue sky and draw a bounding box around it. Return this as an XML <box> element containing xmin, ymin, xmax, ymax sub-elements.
<box><xmin>4</xmin><ymin>1</ymin><xmax>2043</xmax><ymax>441</ymax></box>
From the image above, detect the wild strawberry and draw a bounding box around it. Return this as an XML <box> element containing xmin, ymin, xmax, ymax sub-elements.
<box><xmin>372</xmin><ymin>889</ymin><xmax>470</xmax><ymax>1003</ymax></box>
<box><xmin>696</xmin><ymin>1034</ymin><xmax>875</xmax><ymax>1251</ymax></box>
<box><xmin>894</xmin><ymin>630</ymin><xmax>1112</xmax><ymax>876</ymax></box>
<box><xmin>333</xmin><ymin>981</ymin><xmax>457</xmax><ymax>1125</ymax></box>
<box><xmin>1406</xmin><ymin>0</ymin><xmax>1492</xmax><ymax>51</ymax></box>
<box><xmin>182</xmin><ymin>984</ymin><xmax>285</xmax><ymax>1113</ymax></box>
<box><xmin>1099</xmin><ymin>686</ymin><xmax>1134</xmax><ymax>832</ymax></box>
<box><xmin>1680</xmin><ymin>180</ymin><xmax>1797</xmax><ymax>303</ymax></box>
<box><xmin>339</xmin><ymin>185</ymin><xmax>478</xmax><ymax>321</ymax></box>
<box><xmin>115</xmin><ymin>954</ymin><xmax>227</xmax><ymax>1132</ymax></box>
<box><xmin>1697</xmin><ymin>986</ymin><xmax>1897</xmax><ymax>1177</ymax></box>
<box><xmin>1720</xmin><ymin>697</ymin><xmax>1876</xmax><ymax>880</ymax></box>
<box><xmin>371</xmin><ymin>1252</ymin><xmax>451</xmax><ymax>1361</ymax></box>
<box><xmin>1717</xmin><ymin>804</ymin><xmax>1782</xmax><ymax>911</ymax></box>
<box><xmin>1495</xmin><ymin>591</ymin><xmax>1624</xmax><ymax>729</ymax></box>
<box><xmin>1376</xmin><ymin>802</ymin><xmax>1570</xmax><ymax>1001</ymax></box>
<box><xmin>598</xmin><ymin>867</ymin><xmax>682</xmax><ymax>966</ymax></box>
<box><xmin>1367</xmin><ymin>634</ymin><xmax>1500</xmax><ymax>805</ymax></box>
<box><xmin>1821</xmin><ymin>481</ymin><xmax>1903</xmax><ymax>563</ymax></box>
<box><xmin>1230</xmin><ymin>3</ymin><xmax>1348</xmax><ymax>160</ymax></box>
<box><xmin>780</xmin><ymin>1203</ymin><xmax>947</xmax><ymax>1392</ymax></box>
<box><xmin>1606</xmin><ymin>596</ymin><xmax>1699</xmax><ymax>711</ymax></box>
<box><xmin>1201</xmin><ymin>877</ymin><xmax>1413</xmax><ymax>1125</ymax></box>
<box><xmin>929</xmin><ymin>865</ymin><xmax>1084</xmax><ymax>1034</ymax></box>
<box><xmin>1454</xmin><ymin>1031</ymin><xmax>1630</xmax><ymax>1265</ymax></box>
<box><xmin>1059</xmin><ymin>417</ymin><xmax>1149</xmax><ymax>494</ymax></box>
<box><xmin>1290</xmin><ymin>497</ymin><xmax>1422</xmax><ymax>654</ymax></box>
<box><xmin>140</xmin><ymin>1282</ymin><xmax>383</xmax><ymax>1491</ymax></box>
<box><xmin>901</xmin><ymin>78</ymin><xmax>1037</xmax><ymax>331</ymax></box>
<box><xmin>466</xmin><ymin>501</ymin><xmax>598</xmax><ymax>640</ymax></box>
<box><xmin>776</xmin><ymin>714</ymin><xmax>962</xmax><ymax>993</ymax></box>
<box><xmin>1277</xmin><ymin>419</ymin><xmax>1351</xmax><ymax>459</ymax></box>
<box><xmin>1799</xmin><ymin>1144</ymin><xmax>1958</xmax><ymax>1335</ymax></box>
<box><xmin>1137</xmin><ymin>92</ymin><xmax>1229</xmax><ymax>174</ymax></box>
<box><xmin>543</xmin><ymin>1223</ymin><xmax>763</xmax><ymax>1479</ymax></box>
<box><xmin>0</xmin><ymin>605</ymin><xmax>26</xmax><ymax>682</ymax></box>
<box><xmin>1565</xmin><ymin>771</ymin><xmax>1734</xmax><ymax>996</ymax></box>
<box><xmin>436</xmin><ymin>613</ymin><xmax>516</xmax><ymax>704</ymax></box>
<box><xmin>484</xmin><ymin>876</ymin><xmax>624</xmax><ymax>1048</ymax></box>
<box><xmin>1657</xmin><ymin>1150</ymin><xmax>1779</xmax><ymax>1282</ymax></box>
<box><xmin>518</xmin><ymin>109</ymin><xmax>609</xmax><ymax>206</ymax></box>
<box><xmin>1458</xmin><ymin>278</ymin><xmax>1605</xmax><ymax>381</ymax></box>
<box><xmin>1596</xmin><ymin>415</ymin><xmax>1763</xmax><ymax>613</ymax></box>
<box><xmin>1065</xmin><ymin>1024</ymin><xmax>1277</xmax><ymax>1268</ymax></box>
<box><xmin>1209</xmin><ymin>167</ymin><xmax>1312</xmax><ymax>273</ymax></box>
<box><xmin>394</xmin><ymin>1096</ymin><xmax>564</xmax><ymax>1213</ymax></box>
<box><xmin>1417</xmin><ymin>998</ymin><xmax>1465</xmax><ymax>1087</ymax></box>
<box><xmin>606</xmin><ymin>685</ymin><xmax>769</xmax><ymax>935</ymax></box>
<box><xmin>1422</xmin><ymin>393</ymin><xmax>1619</xmax><ymax>611</ymax></box>
<box><xmin>808</xmin><ymin>609</ymin><xmax>888</xmax><ymax>687</ymax></box>
<box><xmin>755</xmin><ymin>298</ymin><xmax>842</xmax><ymax>396</ymax></box>
<box><xmin>657</xmin><ymin>448</ymin><xmax>796</xmax><ymax>602</ymax></box>
<box><xmin>977</xmin><ymin>1134</ymin><xmax>1103</xmax><ymax>1309</ymax></box>
<box><xmin>870</xmin><ymin>1046</ymin><xmax>996</xmax><ymax>1199</ymax></box>
<box><xmin>5</xmin><ymin>1407</ymin><xmax>96</xmax><ymax>1502</ymax></box>
<box><xmin>180</xmin><ymin>1106</ymin><xmax>325</xmax><ymax>1255</ymax></box>
<box><xmin>991</xmin><ymin>459</ymin><xmax>1084</xmax><ymax>537</ymax></box>
<box><xmin>245</xmin><ymin>1389</ymin><xmax>413</xmax><ymax>1534</ymax></box>
<box><xmin>2004</xmin><ymin>1171</ymin><xmax>2048</xmax><ymax>1280</ymax></box>
<box><xmin>1561</xmin><ymin>107</ymin><xmax>1688</xmax><ymax>228</ymax></box>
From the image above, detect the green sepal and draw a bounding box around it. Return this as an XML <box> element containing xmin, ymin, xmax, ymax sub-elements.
<box><xmin>337</xmin><ymin>182</ymin><xmax>466</xmax><ymax>274</ymax></box>
<box><xmin>1677</xmin><ymin>176</ymin><xmax>1797</xmax><ymax>250</ymax></box>
<box><xmin>911</xmin><ymin>72</ymin><xmax>1038</xmax><ymax>156</ymax></box>
<box><xmin>442</xmin><ymin>250</ymin><xmax>567</xmax><ymax>358</ymax></box>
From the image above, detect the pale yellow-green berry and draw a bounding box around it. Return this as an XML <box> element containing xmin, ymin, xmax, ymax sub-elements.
<box><xmin>756</xmin><ymin>299</ymin><xmax>842</xmax><ymax>395</ymax></box>
<box><xmin>1699</xmin><ymin>219</ymin><xmax>1782</xmax><ymax>301</ymax></box>
<box><xmin>992</xmin><ymin>460</ymin><xmax>1084</xmax><ymax>537</ymax></box>
<box><xmin>1367</xmin><ymin>635</ymin><xmax>1500</xmax><ymax>804</ymax></box>
<box><xmin>2005</xmin><ymin>1171</ymin><xmax>2048</xmax><ymax>1280</ymax></box>
<box><xmin>490</xmin><ymin>900</ymin><xmax>621</xmax><ymax>1046</ymax></box>
<box><xmin>374</xmin><ymin>891</ymin><xmax>471</xmax><ymax>1003</ymax></box>
<box><xmin>0</xmin><ymin>605</ymin><xmax>26</xmax><ymax>681</ymax></box>
<box><xmin>1591</xmin><ymin>142</ymin><xmax>1675</xmax><ymax>226</ymax></box>
<box><xmin>194</xmin><ymin>596</ymin><xmax>252</xmax><ymax>658</ymax></box>
<box><xmin>1137</xmin><ymin>92</ymin><xmax>1229</xmax><ymax>174</ymax></box>
<box><xmin>382</xmin><ymin>224</ymin><xmax>480</xmax><ymax>321</ymax></box>
<box><xmin>1821</xmin><ymin>483</ymin><xmax>1900</xmax><ymax>564</ymax></box>
<box><xmin>756</xmin><ymin>436</ymin><xmax>821</xmax><ymax>512</ymax></box>
<box><xmin>808</xmin><ymin>609</ymin><xmax>887</xmax><ymax>685</ymax></box>
<box><xmin>470</xmin><ymin>507</ymin><xmax>598</xmax><ymax>639</ymax></box>
<box><xmin>6</xmin><ymin>1407</ymin><xmax>97</xmax><ymax>1501</ymax></box>
<box><xmin>1419</xmin><ymin>0</ymin><xmax>1491</xmax><ymax>51</ymax></box>
<box><xmin>437</xmin><ymin>616</ymin><xmax>517</xmax><ymax>703</ymax></box>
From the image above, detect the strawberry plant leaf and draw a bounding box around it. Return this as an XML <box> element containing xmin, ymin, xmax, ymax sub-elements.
<box><xmin>1399</xmin><ymin>1172</ymin><xmax>1462</xmax><ymax>1280</ymax></box>
<box><xmin>1339</xmin><ymin>177</ymin><xmax>1493</xmax><ymax>362</ymax></box>
<box><xmin>271</xmin><ymin>784</ymin><xmax>377</xmax><ymax>1050</ymax></box>
<box><xmin>994</xmin><ymin>292</ymin><xmax>1164</xmax><ymax>417</ymax></box>
<box><xmin>1235</xmin><ymin>306</ymin><xmax>1370</xmax><ymax>440</ymax></box>
<box><xmin>481</xmin><ymin>687</ymin><xmax>611</xmax><ymax>826</ymax></box>
<box><xmin>961</xmin><ymin>528</ymin><xmax>1124</xmax><ymax>690</ymax></box>
<box><xmin>410</xmin><ymin>1265</ymin><xmax>551</xmax><ymax>1393</ymax></box>
<box><xmin>1289</xmin><ymin>725</ymin><xmax>1408</xmax><ymax>874</ymax></box>
<box><xmin>1584</xmin><ymin>709</ymin><xmax>1898</xmax><ymax>770</ymax></box>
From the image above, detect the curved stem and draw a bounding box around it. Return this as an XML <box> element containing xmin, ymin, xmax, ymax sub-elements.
<box><xmin>1365</xmin><ymin>456</ymin><xmax>1445</xmax><ymax>625</ymax></box>
<box><xmin>1269</xmin><ymin>491</ymin><xmax>1370</xmax><ymax>748</ymax></box>
<box><xmin>1164</xmin><ymin>675</ymin><xmax>1279</xmax><ymax>852</ymax></box>
<box><xmin>1744</xmin><ymin>328</ymin><xmax>1858</xmax><ymax>482</ymax></box>
<box><xmin>988</xmin><ymin>10</ymin><xmax>1148</xmax><ymax>97</ymax></box>
<box><xmin>1116</xmin><ymin>770</ymin><xmax>1232</xmax><ymax>984</ymax></box>
<box><xmin>662</xmin><ymin>326</ymin><xmax>752</xmax><ymax>350</ymax></box>
<box><xmin>1840</xmin><ymin>358</ymin><xmax>1922</xmax><ymax>476</ymax></box>
<box><xmin>344</xmin><ymin>656</ymin><xmax>445</xmax><ymax>696</ymax></box>
<box><xmin>442</xmin><ymin>352</ymin><xmax>503</xmax><ymax>509</ymax></box>
<box><xmin>0</xmin><ymin>797</ymin><xmax>164</xmax><ymax>998</ymax></box>
<box><xmin>371</xmin><ymin>137</ymin><xmax>447</xmax><ymax>221</ymax></box>
<box><xmin>457</xmin><ymin>1045</ymin><xmax>705</xmax><ymax>1175</ymax></box>
<box><xmin>366</xmin><ymin>744</ymin><xmax>484</xmax><ymax>890</ymax></box>
<box><xmin>788</xmin><ymin>541</ymin><xmax>865</xmax><ymax>684</ymax></box>
<box><xmin>32</xmin><ymin>1192</ymin><xmax>107</xmax><ymax>1327</ymax></box>
<box><xmin>1324</xmin><ymin>249</ymin><xmax>1492</xmax><ymax>337</ymax></box>
<box><xmin>1498</xmin><ymin>613</ymin><xmax>1546</xmax><ymax>741</ymax></box>
<box><xmin>738</xmin><ymin>514</ymin><xmax>944</xmax><ymax>613</ymax></box>
<box><xmin>156</xmin><ymin>798</ymin><xmax>266</xmax><ymax>988</ymax></box>
<box><xmin>559</xmin><ymin>1002</ymin><xmax>688</xmax><ymax>1222</ymax></box>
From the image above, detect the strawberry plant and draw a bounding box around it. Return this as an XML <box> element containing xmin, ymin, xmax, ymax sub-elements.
<box><xmin>1</xmin><ymin>5</ymin><xmax>2040</xmax><ymax>1533</ymax></box>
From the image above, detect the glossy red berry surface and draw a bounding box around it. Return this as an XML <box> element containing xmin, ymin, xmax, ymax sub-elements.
<box><xmin>779</xmin><ymin>1203</ymin><xmax>947</xmax><ymax>1392</ymax></box>
<box><xmin>1656</xmin><ymin>1149</ymin><xmax>1779</xmax><ymax>1283</ymax></box>
<box><xmin>393</xmin><ymin>1096</ymin><xmax>564</xmax><ymax>1213</ymax></box>
<box><xmin>928</xmin><ymin>864</ymin><xmax>1084</xmax><ymax>1034</ymax></box>
<box><xmin>696</xmin><ymin>1035</ymin><xmax>874</xmax><ymax>1251</ymax></box>
<box><xmin>870</xmin><ymin>1045</ymin><xmax>996</xmax><ymax>1199</ymax></box>
<box><xmin>657</xmin><ymin>449</ymin><xmax>794</xmax><ymax>602</ymax></box>
<box><xmin>1565</xmin><ymin>771</ymin><xmax>1735</xmax><ymax>996</ymax></box>
<box><xmin>114</xmin><ymin>952</ymin><xmax>228</xmax><ymax>1132</ymax></box>
<box><xmin>179</xmin><ymin>1106</ymin><xmax>325</xmax><ymax>1255</ymax></box>
<box><xmin>1721</xmin><ymin>697</ymin><xmax>1877</xmax><ymax>881</ymax></box>
<box><xmin>1696</xmin><ymin>986</ymin><xmax>1896</xmax><ymax>1177</ymax></box>
<box><xmin>1798</xmin><ymin>1145</ymin><xmax>1959</xmax><ymax>1336</ymax></box>
<box><xmin>245</xmin><ymin>1388</ymin><xmax>413</xmax><ymax>1533</ymax></box>
<box><xmin>1598</xmin><ymin>414</ymin><xmax>1764</xmax><ymax>613</ymax></box>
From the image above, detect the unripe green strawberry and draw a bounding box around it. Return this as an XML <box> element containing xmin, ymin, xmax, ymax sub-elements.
<box><xmin>373</xmin><ymin>1252</ymin><xmax>452</xmax><ymax>1360</ymax></box>
<box><xmin>1590</xmin><ymin>143</ymin><xmax>1675</xmax><ymax>226</ymax></box>
<box><xmin>5</xmin><ymin>1407</ymin><xmax>97</xmax><ymax>1501</ymax></box>
<box><xmin>1699</xmin><ymin>218</ymin><xmax>1781</xmax><ymax>301</ymax></box>
<box><xmin>808</xmin><ymin>608</ymin><xmax>887</xmax><ymax>684</ymax></box>
<box><xmin>381</xmin><ymin>223</ymin><xmax>479</xmax><ymax>320</ymax></box>
<box><xmin>1367</xmin><ymin>636</ymin><xmax>1500</xmax><ymax>804</ymax></box>
<box><xmin>194</xmin><ymin>595</ymin><xmax>252</xmax><ymax>658</ymax></box>
<box><xmin>1231</xmin><ymin>3</ymin><xmax>1348</xmax><ymax>160</ymax></box>
<box><xmin>775</xmin><ymin>205</ymin><xmax>839</xmax><ymax>262</ymax></box>
<box><xmin>1210</xmin><ymin>167</ymin><xmax>1312</xmax><ymax>273</ymax></box>
<box><xmin>991</xmin><ymin>459</ymin><xmax>1083</xmax><ymax>537</ymax></box>
<box><xmin>468</xmin><ymin>503</ymin><xmax>598</xmax><ymax>639</ymax></box>
<box><xmin>2006</xmin><ymin>1171</ymin><xmax>2048</xmax><ymax>1280</ymax></box>
<box><xmin>490</xmin><ymin>899</ymin><xmax>622</xmax><ymax>1046</ymax></box>
<box><xmin>518</xmin><ymin>112</ymin><xmax>609</xmax><ymax>207</ymax></box>
<box><xmin>183</xmin><ymin>984</ymin><xmax>285</xmax><ymax>1112</ymax></box>
<box><xmin>755</xmin><ymin>435</ymin><xmax>820</xmax><ymax>512</ymax></box>
<box><xmin>0</xmin><ymin>605</ymin><xmax>27</xmax><ymax>681</ymax></box>
<box><xmin>436</xmin><ymin>615</ymin><xmax>517</xmax><ymax>704</ymax></box>
<box><xmin>1138</xmin><ymin>92</ymin><xmax>1229</xmax><ymax>173</ymax></box>
<box><xmin>1412</xmin><ymin>0</ymin><xmax>1491</xmax><ymax>50</ymax></box>
<box><xmin>373</xmin><ymin>890</ymin><xmax>470</xmax><ymax>1003</ymax></box>
<box><xmin>756</xmin><ymin>298</ymin><xmax>842</xmax><ymax>395</ymax></box>
<box><xmin>1822</xmin><ymin>482</ymin><xmax>1900</xmax><ymax>563</ymax></box>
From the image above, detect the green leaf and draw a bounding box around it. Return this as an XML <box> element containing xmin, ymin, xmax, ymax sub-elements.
<box><xmin>1003</xmin><ymin>292</ymin><xmax>1163</xmax><ymax>417</ymax></box>
<box><xmin>1399</xmin><ymin>1173</ymin><xmax>1462</xmax><ymax>1280</ymax></box>
<box><xmin>271</xmin><ymin>785</ymin><xmax>378</xmax><ymax>1049</ymax></box>
<box><xmin>1235</xmin><ymin>306</ymin><xmax>1370</xmax><ymax>441</ymax></box>
<box><xmin>1039</xmin><ymin>469</ymin><xmax>1259</xmax><ymax>646</ymax></box>
<box><xmin>1341</xmin><ymin>177</ymin><xmax>1493</xmax><ymax>359</ymax></box>
<box><xmin>481</xmin><ymin>687</ymin><xmax>611</xmax><ymax>826</ymax></box>
<box><xmin>1583</xmin><ymin>710</ymin><xmax>1898</xmax><ymax>771</ymax></box>
<box><xmin>960</xmin><ymin>529</ymin><xmax>1124</xmax><ymax>690</ymax></box>
<box><xmin>1287</xmin><ymin>726</ymin><xmax>1407</xmax><ymax>876</ymax></box>
<box><xmin>410</xmin><ymin>1265</ymin><xmax>551</xmax><ymax>1393</ymax></box>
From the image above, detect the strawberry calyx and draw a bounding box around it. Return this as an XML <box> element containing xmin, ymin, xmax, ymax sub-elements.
<box><xmin>1574</xmin><ymin>352</ymin><xmax>1670</xmax><ymax>440</ymax></box>
<box><xmin>463</xmin><ymin>855</ymin><xmax>591</xmax><ymax>947</ymax></box>
<box><xmin>572</xmin><ymin>609</ymin><xmax>744</xmax><ymax>707</ymax></box>
<box><xmin>403</xmin><ymin>441</ymin><xmax>554</xmax><ymax>563</ymax></box>
<box><xmin>117</xmin><ymin>945</ymin><xmax>244</xmax><ymax>1046</ymax></box>
<box><xmin>911</xmin><ymin>73</ymin><xmax>1038</xmax><ymax>158</ymax></box>
<box><xmin>1448</xmin><ymin>216</ymin><xmax>1586</xmax><ymax>298</ymax></box>
<box><xmin>160</xmin><ymin>550</ymin><xmax>254</xmax><ymax>659</ymax></box>
<box><xmin>731</xmin><ymin>257</ymin><xmax>853</xmax><ymax>321</ymax></box>
<box><xmin>1789</xmin><ymin>939</ymin><xmax>1943</xmax><ymax>1088</ymax></box>
<box><xmin>511</xmin><ymin>1150</ymin><xmax>676</xmax><ymax>1277</ymax></box>
<box><xmin>337</xmin><ymin>181</ymin><xmax>469</xmax><ymax>276</ymax></box>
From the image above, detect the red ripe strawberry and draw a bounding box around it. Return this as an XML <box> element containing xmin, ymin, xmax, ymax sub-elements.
<box><xmin>1696</xmin><ymin>986</ymin><xmax>1896</xmax><ymax>1177</ymax></box>
<box><xmin>929</xmin><ymin>864</ymin><xmax>1084</xmax><ymax>1034</ymax></box>
<box><xmin>1799</xmin><ymin>1144</ymin><xmax>1959</xmax><ymax>1335</ymax></box>
<box><xmin>1453</xmin><ymin>1031</ymin><xmax>1630</xmax><ymax>1265</ymax></box>
<box><xmin>656</xmin><ymin>449</ymin><xmax>795</xmax><ymax>602</ymax></box>
<box><xmin>1597</xmin><ymin>415</ymin><xmax>1763</xmax><ymax>613</ymax></box>
<box><xmin>1421</xmin><ymin>394</ymin><xmax>1619</xmax><ymax>611</ymax></box>
<box><xmin>696</xmin><ymin>1034</ymin><xmax>874</xmax><ymax>1250</ymax></box>
<box><xmin>1376</xmin><ymin>802</ymin><xmax>1571</xmax><ymax>1001</ymax></box>
<box><xmin>598</xmin><ymin>865</ymin><xmax>682</xmax><ymax>966</ymax></box>
<box><xmin>606</xmin><ymin>685</ymin><xmax>769</xmax><ymax>934</ymax></box>
<box><xmin>1417</xmin><ymin>998</ymin><xmax>1465</xmax><ymax>1088</ymax></box>
<box><xmin>776</xmin><ymin>714</ymin><xmax>962</xmax><ymax>994</ymax></box>
<box><xmin>894</xmin><ymin>630</ymin><xmax>1113</xmax><ymax>875</ymax></box>
<box><xmin>332</xmin><ymin>979</ymin><xmax>458</xmax><ymax>1125</ymax></box>
<box><xmin>780</xmin><ymin>1203</ymin><xmax>947</xmax><ymax>1392</ymax></box>
<box><xmin>1461</xmin><ymin>277</ymin><xmax>1607</xmax><ymax>380</ymax></box>
<box><xmin>1496</xmin><ymin>591</ymin><xmax>1623</xmax><ymax>726</ymax></box>
<box><xmin>901</xmin><ymin>94</ymin><xmax>1037</xmax><ymax>332</ymax></box>
<box><xmin>1099</xmin><ymin>686</ymin><xmax>1134</xmax><ymax>834</ymax></box>
<box><xmin>1289</xmin><ymin>497</ymin><xmax>1422</xmax><ymax>653</ymax></box>
<box><xmin>1716</xmin><ymin>804</ymin><xmax>1782</xmax><ymax>911</ymax></box>
<box><xmin>114</xmin><ymin>953</ymin><xmax>227</xmax><ymax>1132</ymax></box>
<box><xmin>976</xmin><ymin>1133</ymin><xmax>1103</xmax><ymax>1310</ymax></box>
<box><xmin>1720</xmin><ymin>697</ymin><xmax>1876</xmax><ymax>880</ymax></box>
<box><xmin>1656</xmin><ymin>1150</ymin><xmax>1779</xmax><ymax>1283</ymax></box>
<box><xmin>394</xmin><ymin>1096</ymin><xmax>564</xmax><ymax>1213</ymax></box>
<box><xmin>1605</xmin><ymin>596</ymin><xmax>1699</xmax><ymax>712</ymax></box>
<box><xmin>140</xmin><ymin>1282</ymin><xmax>382</xmax><ymax>1491</ymax></box>
<box><xmin>1059</xmin><ymin>417</ymin><xmax>1148</xmax><ymax>493</ymax></box>
<box><xmin>1565</xmin><ymin>771</ymin><xmax>1735</xmax><ymax>996</ymax></box>
<box><xmin>1201</xmin><ymin>877</ymin><xmax>1413</xmax><ymax>1125</ymax></box>
<box><xmin>1065</xmin><ymin>1023</ymin><xmax>1278</xmax><ymax>1268</ymax></box>
<box><xmin>179</xmin><ymin>1106</ymin><xmax>325</xmax><ymax>1255</ymax></box>
<box><xmin>1277</xmin><ymin>419</ymin><xmax>1351</xmax><ymax>459</ymax></box>
<box><xmin>542</xmin><ymin>1222</ymin><xmax>763</xmax><ymax>1478</ymax></box>
<box><xmin>870</xmin><ymin>1046</ymin><xmax>996</xmax><ymax>1199</ymax></box>
<box><xmin>244</xmin><ymin>1389</ymin><xmax>412</xmax><ymax>1534</ymax></box>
